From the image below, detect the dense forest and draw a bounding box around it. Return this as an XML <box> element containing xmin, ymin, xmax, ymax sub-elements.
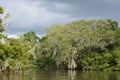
<box><xmin>1</xmin><ymin>6</ymin><xmax>120</xmax><ymax>71</ymax></box>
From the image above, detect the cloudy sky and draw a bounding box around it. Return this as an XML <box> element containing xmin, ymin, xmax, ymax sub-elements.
<box><xmin>0</xmin><ymin>0</ymin><xmax>120</xmax><ymax>37</ymax></box>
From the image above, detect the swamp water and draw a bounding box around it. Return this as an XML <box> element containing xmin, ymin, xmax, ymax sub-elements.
<box><xmin>0</xmin><ymin>69</ymin><xmax>120</xmax><ymax>80</ymax></box>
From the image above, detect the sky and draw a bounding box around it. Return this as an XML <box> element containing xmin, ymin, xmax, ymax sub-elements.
<box><xmin>0</xmin><ymin>0</ymin><xmax>120</xmax><ymax>37</ymax></box>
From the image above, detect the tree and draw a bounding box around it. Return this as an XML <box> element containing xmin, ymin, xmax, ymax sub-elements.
<box><xmin>0</xmin><ymin>6</ymin><xmax>5</xmax><ymax>39</ymax></box>
<box><xmin>45</xmin><ymin>19</ymin><xmax>118</xmax><ymax>69</ymax></box>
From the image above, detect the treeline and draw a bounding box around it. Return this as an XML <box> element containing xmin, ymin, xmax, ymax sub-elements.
<box><xmin>41</xmin><ymin>19</ymin><xmax>120</xmax><ymax>71</ymax></box>
<box><xmin>1</xmin><ymin>6</ymin><xmax>120</xmax><ymax>71</ymax></box>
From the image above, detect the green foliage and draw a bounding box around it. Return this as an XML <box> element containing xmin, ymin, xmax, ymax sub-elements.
<box><xmin>45</xmin><ymin>19</ymin><xmax>118</xmax><ymax>70</ymax></box>
<box><xmin>0</xmin><ymin>6</ymin><xmax>3</xmax><ymax>14</ymax></box>
<box><xmin>80</xmin><ymin>48</ymin><xmax>120</xmax><ymax>71</ymax></box>
<box><xmin>111</xmin><ymin>47</ymin><xmax>120</xmax><ymax>70</ymax></box>
<box><xmin>35</xmin><ymin>54</ymin><xmax>55</xmax><ymax>68</ymax></box>
<box><xmin>80</xmin><ymin>52</ymin><xmax>112</xmax><ymax>70</ymax></box>
<box><xmin>1</xmin><ymin>38</ymin><xmax>31</xmax><ymax>70</ymax></box>
<box><xmin>0</xmin><ymin>6</ymin><xmax>5</xmax><ymax>32</ymax></box>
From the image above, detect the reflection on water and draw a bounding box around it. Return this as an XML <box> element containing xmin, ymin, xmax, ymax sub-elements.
<box><xmin>0</xmin><ymin>69</ymin><xmax>120</xmax><ymax>80</ymax></box>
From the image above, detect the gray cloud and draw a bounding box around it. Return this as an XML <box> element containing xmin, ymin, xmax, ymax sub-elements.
<box><xmin>1</xmin><ymin>0</ymin><xmax>120</xmax><ymax>37</ymax></box>
<box><xmin>36</xmin><ymin>0</ymin><xmax>120</xmax><ymax>18</ymax></box>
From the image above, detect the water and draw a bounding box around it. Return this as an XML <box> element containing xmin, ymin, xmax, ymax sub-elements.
<box><xmin>0</xmin><ymin>69</ymin><xmax>120</xmax><ymax>80</ymax></box>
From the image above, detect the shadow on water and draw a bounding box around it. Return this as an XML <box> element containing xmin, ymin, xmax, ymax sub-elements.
<box><xmin>0</xmin><ymin>69</ymin><xmax>120</xmax><ymax>80</ymax></box>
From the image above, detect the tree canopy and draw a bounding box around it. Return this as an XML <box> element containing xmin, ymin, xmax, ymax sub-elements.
<box><xmin>44</xmin><ymin>19</ymin><xmax>119</xmax><ymax>70</ymax></box>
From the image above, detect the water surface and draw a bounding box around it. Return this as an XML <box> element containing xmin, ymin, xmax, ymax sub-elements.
<box><xmin>0</xmin><ymin>69</ymin><xmax>120</xmax><ymax>80</ymax></box>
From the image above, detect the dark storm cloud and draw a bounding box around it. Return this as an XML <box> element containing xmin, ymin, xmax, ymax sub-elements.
<box><xmin>30</xmin><ymin>0</ymin><xmax>120</xmax><ymax>18</ymax></box>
